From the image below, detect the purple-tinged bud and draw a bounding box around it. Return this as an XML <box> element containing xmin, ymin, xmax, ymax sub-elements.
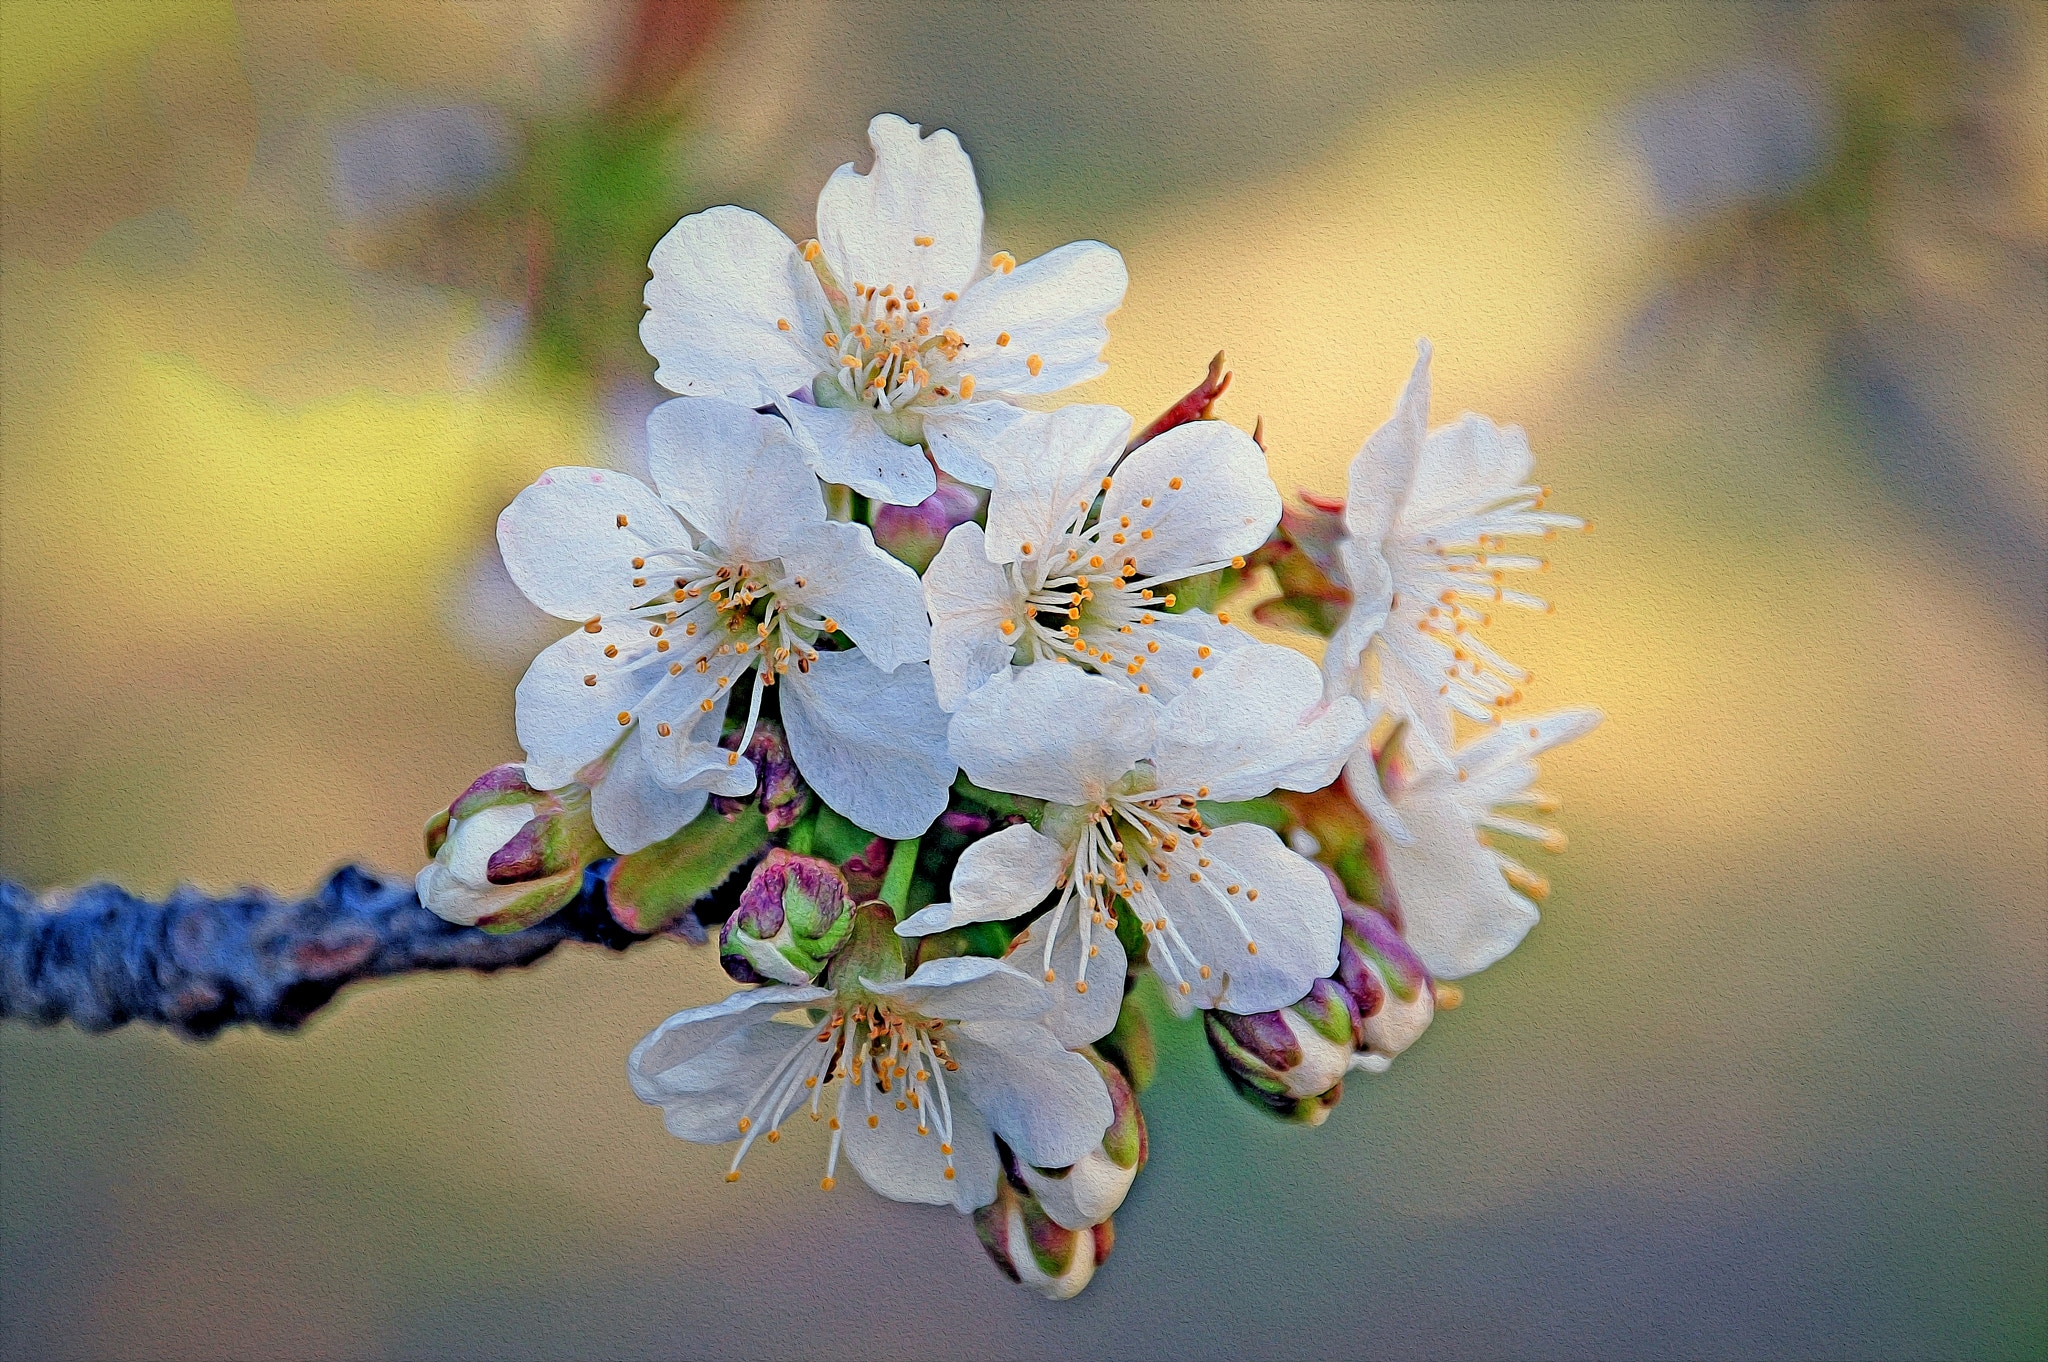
<box><xmin>712</xmin><ymin>718</ymin><xmax>809</xmax><ymax>831</ymax></box>
<box><xmin>416</xmin><ymin>766</ymin><xmax>602</xmax><ymax>933</ymax></box>
<box><xmin>1247</xmin><ymin>492</ymin><xmax>1352</xmax><ymax>637</ymax></box>
<box><xmin>1204</xmin><ymin>979</ymin><xmax>1357</xmax><ymax>1125</ymax></box>
<box><xmin>939</xmin><ymin>808</ymin><xmax>996</xmax><ymax>839</ymax></box>
<box><xmin>1338</xmin><ymin>902</ymin><xmax>1435</xmax><ymax>1071</ymax></box>
<box><xmin>974</xmin><ymin>1171</ymin><xmax>1116</xmax><ymax>1300</ymax></box>
<box><xmin>718</xmin><ymin>850</ymin><xmax>854</xmax><ymax>984</ymax></box>
<box><xmin>1007</xmin><ymin>1053</ymin><xmax>1147</xmax><ymax>1231</ymax></box>
<box><xmin>838</xmin><ymin>837</ymin><xmax>892</xmax><ymax>902</ymax></box>
<box><xmin>871</xmin><ymin>473</ymin><xmax>987</xmax><ymax>573</ymax></box>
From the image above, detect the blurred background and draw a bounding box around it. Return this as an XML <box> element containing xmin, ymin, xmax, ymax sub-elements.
<box><xmin>2</xmin><ymin>2</ymin><xmax>2042</xmax><ymax>1357</ymax></box>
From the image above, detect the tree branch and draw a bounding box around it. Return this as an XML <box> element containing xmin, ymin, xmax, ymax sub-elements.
<box><xmin>0</xmin><ymin>861</ymin><xmax>725</xmax><ymax>1039</ymax></box>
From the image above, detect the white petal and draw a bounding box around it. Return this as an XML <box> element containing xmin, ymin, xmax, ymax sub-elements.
<box><xmin>920</xmin><ymin>400</ymin><xmax>1026</xmax><ymax>489</ymax></box>
<box><xmin>815</xmin><ymin>114</ymin><xmax>982</xmax><ymax>301</ymax></box>
<box><xmin>591</xmin><ymin>730</ymin><xmax>712</xmax><ymax>854</ymax></box>
<box><xmin>778</xmin><ymin>520</ymin><xmax>931</xmax><ymax>672</ymax></box>
<box><xmin>627</xmin><ymin>984</ymin><xmax>831</xmax><ymax>1141</ymax></box>
<box><xmin>775</xmin><ymin>397</ymin><xmax>935</xmax><ymax>507</ymax></box>
<box><xmin>514</xmin><ymin>626</ymin><xmax>657</xmax><ymax>790</ymax></box>
<box><xmin>948</xmin><ymin>662</ymin><xmax>1155</xmax><ymax>806</ymax></box>
<box><xmin>1345</xmin><ymin>339</ymin><xmax>1430</xmax><ymax>543</ymax></box>
<box><xmin>1340</xmin><ymin>753</ymin><xmax>1413</xmax><ymax>847</ymax></box>
<box><xmin>897</xmin><ymin>824</ymin><xmax>1069</xmax><ymax>935</ymax></box>
<box><xmin>1321</xmin><ymin>535</ymin><xmax>1394</xmax><ymax>705</ymax></box>
<box><xmin>779</xmin><ymin>653</ymin><xmax>953</xmax><ymax>839</ymax></box>
<box><xmin>843</xmin><ymin>1080</ymin><xmax>998</xmax><ymax>1212</ymax></box>
<box><xmin>1005</xmin><ymin>906</ymin><xmax>1127</xmax><ymax>1049</ymax></box>
<box><xmin>1384</xmin><ymin>779</ymin><xmax>1538</xmax><ymax>978</ymax></box>
<box><xmin>497</xmin><ymin>469</ymin><xmax>690</xmax><ymax>621</ymax></box>
<box><xmin>951</xmin><ymin>1023</ymin><xmax>1113</xmax><ymax>1170</ymax></box>
<box><xmin>1406</xmin><ymin>413</ymin><xmax>1535</xmax><ymax>527</ymax></box>
<box><xmin>1445</xmin><ymin>707</ymin><xmax>1603</xmax><ymax>814</ymax></box>
<box><xmin>1099</xmin><ymin>419</ymin><xmax>1278</xmax><ymax>579</ymax></box>
<box><xmin>866</xmin><ymin>954</ymin><xmax>1049</xmax><ymax>1021</ymax></box>
<box><xmin>639</xmin><ymin>688</ymin><xmax>755</xmax><ymax>799</ymax></box>
<box><xmin>979</xmin><ymin>405</ymin><xmax>1130</xmax><ymax>563</ymax></box>
<box><xmin>1093</xmin><ymin>607</ymin><xmax>1252</xmax><ymax>704</ymax></box>
<box><xmin>1150</xmin><ymin>645</ymin><xmax>1365</xmax><ymax>801</ymax></box>
<box><xmin>923</xmin><ymin>522</ymin><xmax>1023</xmax><ymax>711</ymax></box>
<box><xmin>946</xmin><ymin>240</ymin><xmax>1127</xmax><ymax>395</ymax></box>
<box><xmin>645</xmin><ymin>397</ymin><xmax>823</xmax><ymax>559</ymax></box>
<box><xmin>1157</xmin><ymin>822</ymin><xmax>1341</xmax><ymax>1014</ymax></box>
<box><xmin>642</xmin><ymin>205</ymin><xmax>830</xmax><ymax>402</ymax></box>
<box><xmin>1021</xmin><ymin>1145</ymin><xmax>1136</xmax><ymax>1232</ymax></box>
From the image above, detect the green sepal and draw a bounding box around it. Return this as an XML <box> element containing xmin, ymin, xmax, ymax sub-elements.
<box><xmin>950</xmin><ymin>774</ymin><xmax>1046</xmax><ymax>825</ymax></box>
<box><xmin>605</xmin><ymin>807</ymin><xmax>770</xmax><ymax>933</ymax></box>
<box><xmin>826</xmin><ymin>902</ymin><xmax>907</xmax><ymax>994</ymax></box>
<box><xmin>792</xmin><ymin>803</ymin><xmax>879</xmax><ymax>865</ymax></box>
<box><xmin>912</xmin><ymin>921</ymin><xmax>1015</xmax><ymax>967</ymax></box>
<box><xmin>1197</xmin><ymin>797</ymin><xmax>1290</xmax><ymax>833</ymax></box>
<box><xmin>1095</xmin><ymin>987</ymin><xmax>1156</xmax><ymax>1092</ymax></box>
<box><xmin>423</xmin><ymin>808</ymin><xmax>452</xmax><ymax>859</ymax></box>
<box><xmin>472</xmin><ymin>874</ymin><xmax>584</xmax><ymax>935</ymax></box>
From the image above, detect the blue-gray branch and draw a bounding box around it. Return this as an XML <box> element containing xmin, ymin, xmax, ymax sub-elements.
<box><xmin>0</xmin><ymin>863</ymin><xmax>703</xmax><ymax>1039</ymax></box>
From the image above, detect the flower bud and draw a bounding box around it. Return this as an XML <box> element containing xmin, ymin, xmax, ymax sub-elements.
<box><xmin>973</xmin><ymin>1171</ymin><xmax>1115</xmax><ymax>1300</ymax></box>
<box><xmin>1248</xmin><ymin>493</ymin><xmax>1352</xmax><ymax>637</ymax></box>
<box><xmin>870</xmin><ymin>473</ymin><xmax>986</xmax><ymax>573</ymax></box>
<box><xmin>1007</xmin><ymin>1052</ymin><xmax>1147</xmax><ymax>1231</ymax></box>
<box><xmin>718</xmin><ymin>850</ymin><xmax>854</xmax><ymax>984</ymax></box>
<box><xmin>1337</xmin><ymin>902</ymin><xmax>1435</xmax><ymax>1072</ymax></box>
<box><xmin>417</xmin><ymin>765</ymin><xmax>602</xmax><ymax>933</ymax></box>
<box><xmin>1204</xmin><ymin>977</ymin><xmax>1357</xmax><ymax>1125</ymax></box>
<box><xmin>711</xmin><ymin>718</ymin><xmax>809</xmax><ymax>831</ymax></box>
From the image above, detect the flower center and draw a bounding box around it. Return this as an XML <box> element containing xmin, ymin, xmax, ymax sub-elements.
<box><xmin>722</xmin><ymin>1000</ymin><xmax>965</xmax><ymax>1193</ymax></box>
<box><xmin>797</xmin><ymin>239</ymin><xmax>983</xmax><ymax>431</ymax></box>
<box><xmin>1036</xmin><ymin>781</ymin><xmax>1263</xmax><ymax>1004</ymax></box>
<box><xmin>587</xmin><ymin>534</ymin><xmax>843</xmax><ymax>766</ymax></box>
<box><xmin>995</xmin><ymin>472</ymin><xmax>1245</xmax><ymax>694</ymax></box>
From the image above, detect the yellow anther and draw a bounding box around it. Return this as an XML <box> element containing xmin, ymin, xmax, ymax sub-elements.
<box><xmin>656</xmin><ymin>722</ymin><xmax>672</xmax><ymax>737</ymax></box>
<box><xmin>584</xmin><ymin>618</ymin><xmax>603</xmax><ymax>634</ymax></box>
<box><xmin>725</xmin><ymin>1171</ymin><xmax>740</xmax><ymax>1182</ymax></box>
<box><xmin>996</xmin><ymin>331</ymin><xmax>1010</xmax><ymax>347</ymax></box>
<box><xmin>776</xmin><ymin>318</ymin><xmax>791</xmax><ymax>331</ymax></box>
<box><xmin>737</xmin><ymin>1117</ymin><xmax>752</xmax><ymax>1133</ymax></box>
<box><xmin>820</xmin><ymin>1176</ymin><xmax>836</xmax><ymax>1190</ymax></box>
<box><xmin>1435</xmin><ymin>983</ymin><xmax>1464</xmax><ymax>1010</ymax></box>
<box><xmin>959</xmin><ymin>375</ymin><xmax>976</xmax><ymax>399</ymax></box>
<box><xmin>999</xmin><ymin>619</ymin><xmax>1017</xmax><ymax>635</ymax></box>
<box><xmin>801</xmin><ymin>240</ymin><xmax>822</xmax><ymax>261</ymax></box>
<box><xmin>1197</xmin><ymin>645</ymin><xmax>1211</xmax><ymax>659</ymax></box>
<box><xmin>1178</xmin><ymin>981</ymin><xmax>1192</xmax><ymax>995</ymax></box>
<box><xmin>1190</xmin><ymin>666</ymin><xmax>1203</xmax><ymax>678</ymax></box>
<box><xmin>1216</xmin><ymin>611</ymin><xmax>1231</xmax><ymax>624</ymax></box>
<box><xmin>1019</xmin><ymin>541</ymin><xmax>1033</xmax><ymax>555</ymax></box>
<box><xmin>1246</xmin><ymin>888</ymin><xmax>1258</xmax><ymax>901</ymax></box>
<box><xmin>1168</xmin><ymin>477</ymin><xmax>1183</xmax><ymax>490</ymax></box>
<box><xmin>615</xmin><ymin>514</ymin><xmax>629</xmax><ymax>528</ymax></box>
<box><xmin>914</xmin><ymin>234</ymin><xmax>935</xmax><ymax>247</ymax></box>
<box><xmin>990</xmin><ymin>251</ymin><xmax>1016</xmax><ymax>273</ymax></box>
<box><xmin>942</xmin><ymin>291</ymin><xmax>958</xmax><ymax>301</ymax></box>
<box><xmin>617</xmin><ymin>711</ymin><xmax>632</xmax><ymax>726</ymax></box>
<box><xmin>1026</xmin><ymin>354</ymin><xmax>1043</xmax><ymax>376</ymax></box>
<box><xmin>1089</xmin><ymin>555</ymin><xmax>1104</xmax><ymax>568</ymax></box>
<box><xmin>867</xmin><ymin>1115</ymin><xmax>880</xmax><ymax>1129</ymax></box>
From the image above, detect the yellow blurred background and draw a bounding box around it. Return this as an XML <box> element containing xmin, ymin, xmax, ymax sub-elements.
<box><xmin>3</xmin><ymin>3</ymin><xmax>2042</xmax><ymax>1358</ymax></box>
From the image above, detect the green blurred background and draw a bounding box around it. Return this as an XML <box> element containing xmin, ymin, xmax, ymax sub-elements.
<box><xmin>2</xmin><ymin>2</ymin><xmax>2042</xmax><ymax>1357</ymax></box>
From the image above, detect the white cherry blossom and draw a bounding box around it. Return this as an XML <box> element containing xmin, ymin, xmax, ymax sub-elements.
<box><xmin>923</xmin><ymin>403</ymin><xmax>1278</xmax><ymax>711</ymax></box>
<box><xmin>641</xmin><ymin>114</ymin><xmax>1127</xmax><ymax>506</ymax></box>
<box><xmin>498</xmin><ymin>397</ymin><xmax>953</xmax><ymax>851</ymax></box>
<box><xmin>900</xmin><ymin>646</ymin><xmax>1366</xmax><ymax>1014</ymax></box>
<box><xmin>628</xmin><ymin>942</ymin><xmax>1115</xmax><ymax>1214</ymax></box>
<box><xmin>1374</xmin><ymin>709</ymin><xmax>1601</xmax><ymax>977</ymax></box>
<box><xmin>1325</xmin><ymin>340</ymin><xmax>1583</xmax><ymax>770</ymax></box>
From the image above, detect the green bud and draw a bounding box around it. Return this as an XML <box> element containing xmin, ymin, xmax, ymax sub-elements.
<box><xmin>718</xmin><ymin>850</ymin><xmax>855</xmax><ymax>985</ymax></box>
<box><xmin>605</xmin><ymin>806</ymin><xmax>772</xmax><ymax>934</ymax></box>
<box><xmin>415</xmin><ymin>766</ymin><xmax>603</xmax><ymax>933</ymax></box>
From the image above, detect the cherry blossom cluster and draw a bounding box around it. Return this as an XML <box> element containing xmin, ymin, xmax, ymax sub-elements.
<box><xmin>421</xmin><ymin>115</ymin><xmax>1599</xmax><ymax>1299</ymax></box>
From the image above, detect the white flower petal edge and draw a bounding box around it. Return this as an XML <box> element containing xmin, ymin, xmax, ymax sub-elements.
<box><xmin>629</xmin><ymin>955</ymin><xmax>1112</xmax><ymax>1213</ymax></box>
<box><xmin>1381</xmin><ymin>709</ymin><xmax>1602</xmax><ymax>978</ymax></box>
<box><xmin>1325</xmin><ymin>339</ymin><xmax>1583</xmax><ymax>767</ymax></box>
<box><xmin>640</xmin><ymin>115</ymin><xmax>1127</xmax><ymax>505</ymax></box>
<box><xmin>922</xmin><ymin>405</ymin><xmax>1276</xmax><ymax>710</ymax></box>
<box><xmin>778</xmin><ymin>652</ymin><xmax>954</xmax><ymax>840</ymax></box>
<box><xmin>914</xmin><ymin>650</ymin><xmax>1361</xmax><ymax>1013</ymax></box>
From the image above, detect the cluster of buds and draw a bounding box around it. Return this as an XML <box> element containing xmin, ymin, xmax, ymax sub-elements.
<box><xmin>975</xmin><ymin>1050</ymin><xmax>1146</xmax><ymax>1299</ymax></box>
<box><xmin>418</xmin><ymin>113</ymin><xmax>1600</xmax><ymax>1302</ymax></box>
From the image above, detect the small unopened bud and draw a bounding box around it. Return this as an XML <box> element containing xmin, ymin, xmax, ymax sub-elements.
<box><xmin>974</xmin><ymin>1169</ymin><xmax>1115</xmax><ymax>1300</ymax></box>
<box><xmin>1337</xmin><ymin>903</ymin><xmax>1435</xmax><ymax>1072</ymax></box>
<box><xmin>1009</xmin><ymin>1052</ymin><xmax>1147</xmax><ymax>1231</ymax></box>
<box><xmin>416</xmin><ymin>765</ymin><xmax>601</xmax><ymax>933</ymax></box>
<box><xmin>712</xmin><ymin>718</ymin><xmax>808</xmax><ymax>830</ymax></box>
<box><xmin>719</xmin><ymin>850</ymin><xmax>854</xmax><ymax>984</ymax></box>
<box><xmin>1204</xmin><ymin>977</ymin><xmax>1357</xmax><ymax>1125</ymax></box>
<box><xmin>871</xmin><ymin>473</ymin><xmax>986</xmax><ymax>573</ymax></box>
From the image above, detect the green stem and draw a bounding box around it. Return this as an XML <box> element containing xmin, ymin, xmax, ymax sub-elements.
<box><xmin>878</xmin><ymin>837</ymin><xmax>921</xmax><ymax>922</ymax></box>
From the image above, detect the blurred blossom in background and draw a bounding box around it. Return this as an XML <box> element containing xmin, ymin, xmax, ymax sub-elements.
<box><xmin>2</xmin><ymin>2</ymin><xmax>2042</xmax><ymax>1358</ymax></box>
